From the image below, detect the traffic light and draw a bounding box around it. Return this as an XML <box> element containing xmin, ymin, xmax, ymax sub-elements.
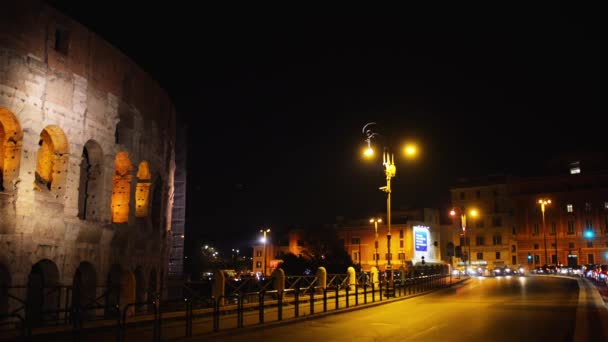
<box><xmin>421</xmin><ymin>256</ymin><xmax>426</xmax><ymax>265</ymax></box>
<box><xmin>527</xmin><ymin>253</ymin><xmax>532</xmax><ymax>264</ymax></box>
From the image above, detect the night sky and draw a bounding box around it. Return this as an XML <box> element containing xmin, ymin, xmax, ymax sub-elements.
<box><xmin>44</xmin><ymin>2</ymin><xmax>607</xmax><ymax>258</ymax></box>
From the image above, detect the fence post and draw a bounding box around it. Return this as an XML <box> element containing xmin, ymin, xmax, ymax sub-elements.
<box><xmin>294</xmin><ymin>288</ymin><xmax>300</xmax><ymax>318</ymax></box>
<box><xmin>259</xmin><ymin>291</ymin><xmax>265</xmax><ymax>324</ymax></box>
<box><xmin>323</xmin><ymin>288</ymin><xmax>328</xmax><ymax>312</ymax></box>
<box><xmin>237</xmin><ymin>294</ymin><xmax>243</xmax><ymax>328</ymax></box>
<box><xmin>355</xmin><ymin>282</ymin><xmax>358</xmax><ymax>306</ymax></box>
<box><xmin>335</xmin><ymin>286</ymin><xmax>339</xmax><ymax>310</ymax></box>
<box><xmin>213</xmin><ymin>297</ymin><xmax>220</xmax><ymax>332</ymax></box>
<box><xmin>278</xmin><ymin>290</ymin><xmax>283</xmax><ymax>321</ymax></box>
<box><xmin>310</xmin><ymin>287</ymin><xmax>315</xmax><ymax>315</ymax></box>
<box><xmin>364</xmin><ymin>282</ymin><xmax>367</xmax><ymax>304</ymax></box>
<box><xmin>153</xmin><ymin>299</ymin><xmax>159</xmax><ymax>342</ymax></box>
<box><xmin>371</xmin><ymin>282</ymin><xmax>375</xmax><ymax>303</ymax></box>
<box><xmin>345</xmin><ymin>285</ymin><xmax>349</xmax><ymax>308</ymax></box>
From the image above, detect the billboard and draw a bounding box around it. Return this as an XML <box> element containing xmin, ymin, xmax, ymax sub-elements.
<box><xmin>414</xmin><ymin>225</ymin><xmax>428</xmax><ymax>252</ymax></box>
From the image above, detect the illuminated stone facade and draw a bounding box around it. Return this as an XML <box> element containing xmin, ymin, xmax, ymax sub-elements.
<box><xmin>0</xmin><ymin>1</ymin><xmax>176</xmax><ymax>320</ymax></box>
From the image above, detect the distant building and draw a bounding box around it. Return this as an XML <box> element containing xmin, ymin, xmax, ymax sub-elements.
<box><xmin>450</xmin><ymin>156</ymin><xmax>608</xmax><ymax>270</ymax></box>
<box><xmin>333</xmin><ymin>208</ymin><xmax>443</xmax><ymax>272</ymax></box>
<box><xmin>449</xmin><ymin>176</ymin><xmax>516</xmax><ymax>270</ymax></box>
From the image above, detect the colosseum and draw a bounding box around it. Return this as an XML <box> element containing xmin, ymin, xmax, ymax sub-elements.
<box><xmin>0</xmin><ymin>1</ymin><xmax>178</xmax><ymax>325</ymax></box>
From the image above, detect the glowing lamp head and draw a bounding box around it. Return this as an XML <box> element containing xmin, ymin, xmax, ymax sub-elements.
<box><xmin>469</xmin><ymin>209</ymin><xmax>478</xmax><ymax>217</ymax></box>
<box><xmin>449</xmin><ymin>210</ymin><xmax>456</xmax><ymax>216</ymax></box>
<box><xmin>584</xmin><ymin>230</ymin><xmax>594</xmax><ymax>239</ymax></box>
<box><xmin>260</xmin><ymin>236</ymin><xmax>267</xmax><ymax>243</ymax></box>
<box><xmin>364</xmin><ymin>146</ymin><xmax>374</xmax><ymax>157</ymax></box>
<box><xmin>404</xmin><ymin>144</ymin><xmax>418</xmax><ymax>158</ymax></box>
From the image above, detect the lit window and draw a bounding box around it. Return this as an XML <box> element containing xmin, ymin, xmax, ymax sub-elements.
<box><xmin>570</xmin><ymin>167</ymin><xmax>580</xmax><ymax>174</ymax></box>
<box><xmin>135</xmin><ymin>161</ymin><xmax>151</xmax><ymax>217</ymax></box>
<box><xmin>567</xmin><ymin>204</ymin><xmax>573</xmax><ymax>213</ymax></box>
<box><xmin>604</xmin><ymin>202</ymin><xmax>608</xmax><ymax>209</ymax></box>
<box><xmin>111</xmin><ymin>151</ymin><xmax>132</xmax><ymax>223</ymax></box>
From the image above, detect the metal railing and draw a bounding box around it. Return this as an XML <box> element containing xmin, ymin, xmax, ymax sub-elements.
<box><xmin>0</xmin><ymin>271</ymin><xmax>460</xmax><ymax>341</ymax></box>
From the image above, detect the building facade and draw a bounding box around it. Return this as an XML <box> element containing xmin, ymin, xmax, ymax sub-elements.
<box><xmin>0</xmin><ymin>1</ymin><xmax>177</xmax><ymax>321</ymax></box>
<box><xmin>334</xmin><ymin>208</ymin><xmax>443</xmax><ymax>272</ymax></box>
<box><xmin>449</xmin><ymin>177</ymin><xmax>517</xmax><ymax>271</ymax></box>
<box><xmin>513</xmin><ymin>170</ymin><xmax>608</xmax><ymax>268</ymax></box>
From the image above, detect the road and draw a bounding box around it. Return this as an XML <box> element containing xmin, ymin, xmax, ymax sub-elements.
<box><xmin>199</xmin><ymin>276</ymin><xmax>608</xmax><ymax>342</ymax></box>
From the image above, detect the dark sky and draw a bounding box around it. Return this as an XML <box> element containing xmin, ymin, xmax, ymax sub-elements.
<box><xmin>45</xmin><ymin>2</ymin><xmax>607</xmax><ymax>255</ymax></box>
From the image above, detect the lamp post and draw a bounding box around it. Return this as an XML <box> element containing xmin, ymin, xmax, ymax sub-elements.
<box><xmin>450</xmin><ymin>207</ymin><xmax>478</xmax><ymax>275</ymax></box>
<box><xmin>370</xmin><ymin>218</ymin><xmax>383</xmax><ymax>270</ymax></box>
<box><xmin>362</xmin><ymin>122</ymin><xmax>418</xmax><ymax>293</ymax></box>
<box><xmin>538</xmin><ymin>199</ymin><xmax>551</xmax><ymax>265</ymax></box>
<box><xmin>260</xmin><ymin>228</ymin><xmax>271</xmax><ymax>276</ymax></box>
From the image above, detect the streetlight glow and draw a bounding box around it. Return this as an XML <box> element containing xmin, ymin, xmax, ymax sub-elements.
<box><xmin>403</xmin><ymin>143</ymin><xmax>418</xmax><ymax>158</ymax></box>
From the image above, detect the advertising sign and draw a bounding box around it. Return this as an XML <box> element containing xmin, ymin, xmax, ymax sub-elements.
<box><xmin>414</xmin><ymin>227</ymin><xmax>428</xmax><ymax>252</ymax></box>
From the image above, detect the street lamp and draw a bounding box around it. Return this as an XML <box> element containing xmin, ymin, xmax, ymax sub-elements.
<box><xmin>260</xmin><ymin>228</ymin><xmax>271</xmax><ymax>276</ymax></box>
<box><xmin>538</xmin><ymin>199</ymin><xmax>551</xmax><ymax>265</ymax></box>
<box><xmin>450</xmin><ymin>207</ymin><xmax>478</xmax><ymax>275</ymax></box>
<box><xmin>369</xmin><ymin>218</ymin><xmax>383</xmax><ymax>270</ymax></box>
<box><xmin>362</xmin><ymin>122</ymin><xmax>418</xmax><ymax>292</ymax></box>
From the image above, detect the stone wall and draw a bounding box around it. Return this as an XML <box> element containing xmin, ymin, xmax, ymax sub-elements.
<box><xmin>0</xmin><ymin>0</ymin><xmax>176</xmax><ymax>316</ymax></box>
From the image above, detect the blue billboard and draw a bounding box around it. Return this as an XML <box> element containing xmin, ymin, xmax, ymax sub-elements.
<box><xmin>414</xmin><ymin>229</ymin><xmax>428</xmax><ymax>252</ymax></box>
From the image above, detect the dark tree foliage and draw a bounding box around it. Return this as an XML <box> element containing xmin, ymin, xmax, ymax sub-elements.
<box><xmin>278</xmin><ymin>225</ymin><xmax>354</xmax><ymax>275</ymax></box>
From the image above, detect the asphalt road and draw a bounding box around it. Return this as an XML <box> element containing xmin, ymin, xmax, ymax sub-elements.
<box><xmin>200</xmin><ymin>276</ymin><xmax>608</xmax><ymax>342</ymax></box>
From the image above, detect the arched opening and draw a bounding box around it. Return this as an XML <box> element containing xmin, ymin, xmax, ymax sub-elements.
<box><xmin>151</xmin><ymin>177</ymin><xmax>162</xmax><ymax>231</ymax></box>
<box><xmin>34</xmin><ymin>125</ymin><xmax>68</xmax><ymax>193</ymax></box>
<box><xmin>105</xmin><ymin>264</ymin><xmax>121</xmax><ymax>318</ymax></box>
<box><xmin>134</xmin><ymin>266</ymin><xmax>145</xmax><ymax>311</ymax></box>
<box><xmin>0</xmin><ymin>108</ymin><xmax>23</xmax><ymax>192</ymax></box>
<box><xmin>105</xmin><ymin>265</ymin><xmax>136</xmax><ymax>317</ymax></box>
<box><xmin>72</xmin><ymin>262</ymin><xmax>97</xmax><ymax>321</ymax></box>
<box><xmin>78</xmin><ymin>140</ymin><xmax>104</xmax><ymax>220</ymax></box>
<box><xmin>135</xmin><ymin>161</ymin><xmax>151</xmax><ymax>217</ymax></box>
<box><xmin>26</xmin><ymin>259</ymin><xmax>60</xmax><ymax>326</ymax></box>
<box><xmin>0</xmin><ymin>263</ymin><xmax>10</xmax><ymax>317</ymax></box>
<box><xmin>111</xmin><ymin>152</ymin><xmax>132</xmax><ymax>223</ymax></box>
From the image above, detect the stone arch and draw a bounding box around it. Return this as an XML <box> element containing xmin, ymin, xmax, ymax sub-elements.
<box><xmin>135</xmin><ymin>161</ymin><xmax>151</xmax><ymax>217</ymax></box>
<box><xmin>0</xmin><ymin>107</ymin><xmax>23</xmax><ymax>192</ymax></box>
<box><xmin>26</xmin><ymin>259</ymin><xmax>60</xmax><ymax>326</ymax></box>
<box><xmin>34</xmin><ymin>125</ymin><xmax>69</xmax><ymax>193</ymax></box>
<box><xmin>0</xmin><ymin>262</ymin><xmax>10</xmax><ymax>317</ymax></box>
<box><xmin>72</xmin><ymin>262</ymin><xmax>97</xmax><ymax>320</ymax></box>
<box><xmin>105</xmin><ymin>265</ymin><xmax>136</xmax><ymax>317</ymax></box>
<box><xmin>78</xmin><ymin>140</ymin><xmax>104</xmax><ymax>220</ymax></box>
<box><xmin>148</xmin><ymin>269</ymin><xmax>157</xmax><ymax>298</ymax></box>
<box><xmin>111</xmin><ymin>152</ymin><xmax>133</xmax><ymax>223</ymax></box>
<box><xmin>134</xmin><ymin>266</ymin><xmax>145</xmax><ymax>311</ymax></box>
<box><xmin>150</xmin><ymin>176</ymin><xmax>162</xmax><ymax>231</ymax></box>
